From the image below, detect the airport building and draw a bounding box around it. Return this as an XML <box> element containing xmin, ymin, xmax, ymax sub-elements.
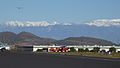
<box><xmin>15</xmin><ymin>45</ymin><xmax>120</xmax><ymax>52</ymax></box>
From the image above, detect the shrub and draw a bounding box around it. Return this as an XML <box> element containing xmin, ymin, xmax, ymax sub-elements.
<box><xmin>93</xmin><ymin>47</ymin><xmax>100</xmax><ymax>52</ymax></box>
<box><xmin>100</xmin><ymin>50</ymin><xmax>106</xmax><ymax>53</ymax></box>
<box><xmin>70</xmin><ymin>47</ymin><xmax>76</xmax><ymax>52</ymax></box>
<box><xmin>78</xmin><ymin>48</ymin><xmax>84</xmax><ymax>52</ymax></box>
<box><xmin>84</xmin><ymin>48</ymin><xmax>89</xmax><ymax>52</ymax></box>
<box><xmin>36</xmin><ymin>49</ymin><xmax>43</xmax><ymax>52</ymax></box>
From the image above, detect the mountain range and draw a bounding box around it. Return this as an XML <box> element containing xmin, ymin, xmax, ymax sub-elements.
<box><xmin>0</xmin><ymin>32</ymin><xmax>116</xmax><ymax>46</ymax></box>
<box><xmin>0</xmin><ymin>19</ymin><xmax>120</xmax><ymax>44</ymax></box>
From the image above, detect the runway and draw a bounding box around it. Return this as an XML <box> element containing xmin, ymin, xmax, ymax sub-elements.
<box><xmin>0</xmin><ymin>52</ymin><xmax>120</xmax><ymax>68</ymax></box>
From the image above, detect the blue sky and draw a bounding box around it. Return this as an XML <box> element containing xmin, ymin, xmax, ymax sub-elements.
<box><xmin>0</xmin><ymin>0</ymin><xmax>120</xmax><ymax>24</ymax></box>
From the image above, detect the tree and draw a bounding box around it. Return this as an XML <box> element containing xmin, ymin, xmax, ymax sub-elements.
<box><xmin>78</xmin><ymin>48</ymin><xmax>84</xmax><ymax>52</ymax></box>
<box><xmin>93</xmin><ymin>47</ymin><xmax>100</xmax><ymax>52</ymax></box>
<box><xmin>109</xmin><ymin>47</ymin><xmax>116</xmax><ymax>52</ymax></box>
<box><xmin>84</xmin><ymin>48</ymin><xmax>89</xmax><ymax>52</ymax></box>
<box><xmin>70</xmin><ymin>47</ymin><xmax>76</xmax><ymax>52</ymax></box>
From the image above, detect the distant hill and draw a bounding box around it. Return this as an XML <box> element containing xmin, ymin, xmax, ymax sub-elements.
<box><xmin>0</xmin><ymin>32</ymin><xmax>20</xmax><ymax>45</ymax></box>
<box><xmin>0</xmin><ymin>32</ymin><xmax>117</xmax><ymax>46</ymax></box>
<box><xmin>17</xmin><ymin>32</ymin><xmax>56</xmax><ymax>45</ymax></box>
<box><xmin>0</xmin><ymin>32</ymin><xmax>56</xmax><ymax>45</ymax></box>
<box><xmin>52</xmin><ymin>37</ymin><xmax>116</xmax><ymax>46</ymax></box>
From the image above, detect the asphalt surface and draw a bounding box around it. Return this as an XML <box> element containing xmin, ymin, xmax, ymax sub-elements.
<box><xmin>0</xmin><ymin>52</ymin><xmax>120</xmax><ymax>68</ymax></box>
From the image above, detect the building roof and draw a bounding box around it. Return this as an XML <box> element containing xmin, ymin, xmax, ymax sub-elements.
<box><xmin>15</xmin><ymin>45</ymin><xmax>49</xmax><ymax>46</ymax></box>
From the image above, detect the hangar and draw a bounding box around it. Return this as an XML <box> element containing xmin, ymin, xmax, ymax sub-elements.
<box><xmin>15</xmin><ymin>45</ymin><xmax>120</xmax><ymax>52</ymax></box>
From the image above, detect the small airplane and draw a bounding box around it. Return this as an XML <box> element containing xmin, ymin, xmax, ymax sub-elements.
<box><xmin>49</xmin><ymin>46</ymin><xmax>69</xmax><ymax>52</ymax></box>
<box><xmin>16</xmin><ymin>7</ymin><xmax>23</xmax><ymax>10</ymax></box>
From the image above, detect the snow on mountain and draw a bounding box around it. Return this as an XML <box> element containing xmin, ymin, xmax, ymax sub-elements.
<box><xmin>85</xmin><ymin>19</ymin><xmax>120</xmax><ymax>27</ymax></box>
<box><xmin>5</xmin><ymin>21</ymin><xmax>72</xmax><ymax>27</ymax></box>
<box><xmin>3</xmin><ymin>19</ymin><xmax>120</xmax><ymax>27</ymax></box>
<box><xmin>4</xmin><ymin>19</ymin><xmax>120</xmax><ymax>27</ymax></box>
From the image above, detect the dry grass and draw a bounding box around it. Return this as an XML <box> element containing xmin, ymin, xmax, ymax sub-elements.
<box><xmin>37</xmin><ymin>52</ymin><xmax>120</xmax><ymax>58</ymax></box>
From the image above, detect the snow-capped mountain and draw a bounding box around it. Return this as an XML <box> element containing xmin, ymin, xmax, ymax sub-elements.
<box><xmin>85</xmin><ymin>19</ymin><xmax>120</xmax><ymax>27</ymax></box>
<box><xmin>5</xmin><ymin>21</ymin><xmax>72</xmax><ymax>27</ymax></box>
<box><xmin>0</xmin><ymin>19</ymin><xmax>120</xmax><ymax>44</ymax></box>
<box><xmin>4</xmin><ymin>19</ymin><xmax>120</xmax><ymax>27</ymax></box>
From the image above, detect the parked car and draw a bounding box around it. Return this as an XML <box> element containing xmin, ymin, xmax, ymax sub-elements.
<box><xmin>0</xmin><ymin>46</ymin><xmax>10</xmax><ymax>52</ymax></box>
